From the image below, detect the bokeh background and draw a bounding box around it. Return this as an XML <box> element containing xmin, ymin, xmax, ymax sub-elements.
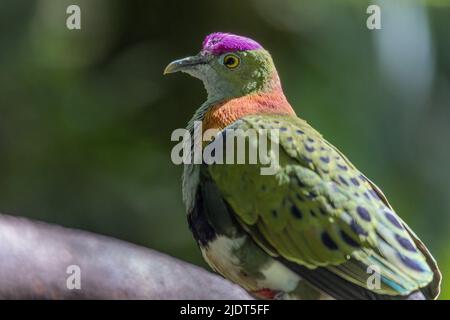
<box><xmin>0</xmin><ymin>0</ymin><xmax>449</xmax><ymax>298</ymax></box>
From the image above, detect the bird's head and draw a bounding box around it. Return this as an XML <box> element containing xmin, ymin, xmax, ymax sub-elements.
<box><xmin>164</xmin><ymin>32</ymin><xmax>280</xmax><ymax>101</ymax></box>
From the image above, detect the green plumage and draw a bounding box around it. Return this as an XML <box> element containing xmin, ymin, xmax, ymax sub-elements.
<box><xmin>207</xmin><ymin>114</ymin><xmax>439</xmax><ymax>297</ymax></box>
<box><xmin>166</xmin><ymin>32</ymin><xmax>441</xmax><ymax>299</ymax></box>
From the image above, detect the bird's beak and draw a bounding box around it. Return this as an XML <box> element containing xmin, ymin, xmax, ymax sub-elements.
<box><xmin>163</xmin><ymin>54</ymin><xmax>208</xmax><ymax>75</ymax></box>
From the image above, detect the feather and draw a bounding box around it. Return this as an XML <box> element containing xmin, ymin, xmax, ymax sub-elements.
<box><xmin>206</xmin><ymin>114</ymin><xmax>440</xmax><ymax>299</ymax></box>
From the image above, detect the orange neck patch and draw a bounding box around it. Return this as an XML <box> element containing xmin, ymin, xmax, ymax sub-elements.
<box><xmin>202</xmin><ymin>88</ymin><xmax>295</xmax><ymax>132</ymax></box>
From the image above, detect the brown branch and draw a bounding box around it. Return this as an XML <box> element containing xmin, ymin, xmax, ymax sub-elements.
<box><xmin>0</xmin><ymin>214</ymin><xmax>253</xmax><ymax>299</ymax></box>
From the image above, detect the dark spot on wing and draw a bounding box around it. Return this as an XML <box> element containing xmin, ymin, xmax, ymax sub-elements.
<box><xmin>398</xmin><ymin>254</ymin><xmax>426</xmax><ymax>272</ymax></box>
<box><xmin>340</xmin><ymin>230</ymin><xmax>360</xmax><ymax>248</ymax></box>
<box><xmin>321</xmin><ymin>232</ymin><xmax>338</xmax><ymax>250</ymax></box>
<box><xmin>296</xmin><ymin>178</ymin><xmax>306</xmax><ymax>188</ymax></box>
<box><xmin>290</xmin><ymin>205</ymin><xmax>303</xmax><ymax>219</ymax></box>
<box><xmin>302</xmin><ymin>156</ymin><xmax>313</xmax><ymax>163</ymax></box>
<box><xmin>369</xmin><ymin>190</ymin><xmax>380</xmax><ymax>200</ymax></box>
<box><xmin>339</xmin><ymin>176</ymin><xmax>349</xmax><ymax>186</ymax></box>
<box><xmin>357</xmin><ymin>206</ymin><xmax>371</xmax><ymax>221</ymax></box>
<box><xmin>351</xmin><ymin>219</ymin><xmax>368</xmax><ymax>236</ymax></box>
<box><xmin>384</xmin><ymin>211</ymin><xmax>403</xmax><ymax>229</ymax></box>
<box><xmin>307</xmin><ymin>191</ymin><xmax>317</xmax><ymax>200</ymax></box>
<box><xmin>320</xmin><ymin>156</ymin><xmax>330</xmax><ymax>163</ymax></box>
<box><xmin>395</xmin><ymin>234</ymin><xmax>416</xmax><ymax>252</ymax></box>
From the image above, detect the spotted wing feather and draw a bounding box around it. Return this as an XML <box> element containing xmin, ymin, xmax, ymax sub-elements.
<box><xmin>207</xmin><ymin>114</ymin><xmax>439</xmax><ymax>298</ymax></box>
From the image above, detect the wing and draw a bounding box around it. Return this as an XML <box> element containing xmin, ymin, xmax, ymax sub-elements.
<box><xmin>206</xmin><ymin>114</ymin><xmax>440</xmax><ymax>299</ymax></box>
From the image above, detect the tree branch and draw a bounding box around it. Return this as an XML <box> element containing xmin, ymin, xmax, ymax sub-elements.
<box><xmin>0</xmin><ymin>214</ymin><xmax>253</xmax><ymax>299</ymax></box>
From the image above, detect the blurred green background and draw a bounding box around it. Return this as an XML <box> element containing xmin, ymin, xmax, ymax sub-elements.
<box><xmin>0</xmin><ymin>0</ymin><xmax>449</xmax><ymax>298</ymax></box>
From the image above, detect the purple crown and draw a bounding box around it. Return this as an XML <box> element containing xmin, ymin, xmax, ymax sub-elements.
<box><xmin>201</xmin><ymin>32</ymin><xmax>263</xmax><ymax>55</ymax></box>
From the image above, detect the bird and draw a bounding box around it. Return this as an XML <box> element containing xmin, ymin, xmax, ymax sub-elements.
<box><xmin>164</xmin><ymin>32</ymin><xmax>441</xmax><ymax>300</ymax></box>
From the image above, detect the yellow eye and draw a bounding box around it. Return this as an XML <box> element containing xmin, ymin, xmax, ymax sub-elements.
<box><xmin>223</xmin><ymin>54</ymin><xmax>240</xmax><ymax>69</ymax></box>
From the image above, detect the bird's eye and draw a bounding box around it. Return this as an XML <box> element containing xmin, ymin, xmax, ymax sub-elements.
<box><xmin>223</xmin><ymin>54</ymin><xmax>240</xmax><ymax>69</ymax></box>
